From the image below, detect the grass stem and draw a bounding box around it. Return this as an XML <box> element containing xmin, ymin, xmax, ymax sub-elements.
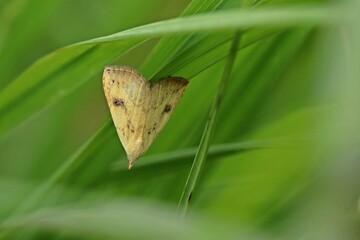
<box><xmin>177</xmin><ymin>32</ymin><xmax>242</xmax><ymax>218</ymax></box>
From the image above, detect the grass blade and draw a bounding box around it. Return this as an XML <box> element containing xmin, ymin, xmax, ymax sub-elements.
<box><xmin>82</xmin><ymin>6</ymin><xmax>337</xmax><ymax>44</ymax></box>
<box><xmin>177</xmin><ymin>32</ymin><xmax>241</xmax><ymax>217</ymax></box>
<box><xmin>140</xmin><ymin>0</ymin><xmax>226</xmax><ymax>79</ymax></box>
<box><xmin>112</xmin><ymin>136</ymin><xmax>317</xmax><ymax>171</ymax></box>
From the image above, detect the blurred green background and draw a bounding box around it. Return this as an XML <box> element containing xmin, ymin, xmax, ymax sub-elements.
<box><xmin>0</xmin><ymin>0</ymin><xmax>358</xmax><ymax>239</ymax></box>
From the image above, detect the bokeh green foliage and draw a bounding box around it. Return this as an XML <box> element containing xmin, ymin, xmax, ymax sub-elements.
<box><xmin>0</xmin><ymin>0</ymin><xmax>358</xmax><ymax>239</ymax></box>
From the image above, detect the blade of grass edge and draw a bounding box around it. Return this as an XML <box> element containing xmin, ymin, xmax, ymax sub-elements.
<box><xmin>79</xmin><ymin>6</ymin><xmax>337</xmax><ymax>45</ymax></box>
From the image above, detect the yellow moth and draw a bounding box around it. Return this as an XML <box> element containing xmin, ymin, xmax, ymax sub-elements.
<box><xmin>102</xmin><ymin>66</ymin><xmax>188</xmax><ymax>169</ymax></box>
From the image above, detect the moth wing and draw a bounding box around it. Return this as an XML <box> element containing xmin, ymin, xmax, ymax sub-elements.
<box><xmin>102</xmin><ymin>66</ymin><xmax>148</xmax><ymax>159</ymax></box>
<box><xmin>142</xmin><ymin>77</ymin><xmax>189</xmax><ymax>153</ymax></box>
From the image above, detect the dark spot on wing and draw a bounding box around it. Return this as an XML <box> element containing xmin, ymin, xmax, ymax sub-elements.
<box><xmin>164</xmin><ymin>104</ymin><xmax>172</xmax><ymax>113</ymax></box>
<box><xmin>113</xmin><ymin>98</ymin><xmax>124</xmax><ymax>107</ymax></box>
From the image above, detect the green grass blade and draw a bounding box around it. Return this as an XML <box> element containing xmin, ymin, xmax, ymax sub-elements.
<box><xmin>81</xmin><ymin>6</ymin><xmax>337</xmax><ymax>45</ymax></box>
<box><xmin>140</xmin><ymin>0</ymin><xmax>226</xmax><ymax>79</ymax></box>
<box><xmin>0</xmin><ymin>0</ymin><xmax>61</xmax><ymax>88</ymax></box>
<box><xmin>216</xmin><ymin>29</ymin><xmax>312</xmax><ymax>142</ymax></box>
<box><xmin>177</xmin><ymin>32</ymin><xmax>241</xmax><ymax>217</ymax></box>
<box><xmin>112</xmin><ymin>136</ymin><xmax>316</xmax><ymax>171</ymax></box>
<box><xmin>155</xmin><ymin>27</ymin><xmax>282</xmax><ymax>79</ymax></box>
<box><xmin>0</xmin><ymin>40</ymin><xmax>144</xmax><ymax>137</ymax></box>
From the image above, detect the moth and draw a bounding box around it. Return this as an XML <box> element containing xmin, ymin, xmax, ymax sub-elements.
<box><xmin>102</xmin><ymin>66</ymin><xmax>188</xmax><ymax>169</ymax></box>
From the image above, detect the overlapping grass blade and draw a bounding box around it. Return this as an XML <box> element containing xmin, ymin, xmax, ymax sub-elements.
<box><xmin>0</xmin><ymin>4</ymin><xmax>339</xmax><ymax>238</ymax></box>
<box><xmin>140</xmin><ymin>0</ymin><xmax>226</xmax><ymax>78</ymax></box>
<box><xmin>26</xmin><ymin>30</ymin><xmax>318</xmax><ymax>203</ymax></box>
<box><xmin>0</xmin><ymin>5</ymin><xmax>335</xmax><ymax>137</ymax></box>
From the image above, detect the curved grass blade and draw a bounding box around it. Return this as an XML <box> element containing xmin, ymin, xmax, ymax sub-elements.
<box><xmin>0</xmin><ymin>40</ymin><xmax>144</xmax><ymax>137</ymax></box>
<box><xmin>112</xmin><ymin>137</ymin><xmax>317</xmax><ymax>171</ymax></box>
<box><xmin>81</xmin><ymin>6</ymin><xmax>337</xmax><ymax>45</ymax></box>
